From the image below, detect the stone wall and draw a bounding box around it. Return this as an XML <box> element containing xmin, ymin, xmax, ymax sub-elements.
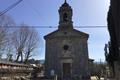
<box><xmin>0</xmin><ymin>62</ymin><xmax>33</xmax><ymax>80</ymax></box>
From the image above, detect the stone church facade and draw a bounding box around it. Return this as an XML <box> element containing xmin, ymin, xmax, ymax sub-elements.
<box><xmin>44</xmin><ymin>1</ymin><xmax>90</xmax><ymax>79</ymax></box>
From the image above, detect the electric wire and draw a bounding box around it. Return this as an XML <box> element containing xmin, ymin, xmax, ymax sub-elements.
<box><xmin>24</xmin><ymin>0</ymin><xmax>46</xmax><ymax>24</ymax></box>
<box><xmin>0</xmin><ymin>26</ymin><xmax>107</xmax><ymax>28</ymax></box>
<box><xmin>26</xmin><ymin>0</ymin><xmax>42</xmax><ymax>18</ymax></box>
<box><xmin>0</xmin><ymin>0</ymin><xmax>23</xmax><ymax>17</ymax></box>
<box><xmin>0</xmin><ymin>0</ymin><xmax>108</xmax><ymax>29</ymax></box>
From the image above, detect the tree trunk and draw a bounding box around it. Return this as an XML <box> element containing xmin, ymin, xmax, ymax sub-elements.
<box><xmin>16</xmin><ymin>53</ymin><xmax>20</xmax><ymax>62</ymax></box>
<box><xmin>21</xmin><ymin>52</ymin><xmax>23</xmax><ymax>62</ymax></box>
<box><xmin>24</xmin><ymin>51</ymin><xmax>30</xmax><ymax>64</ymax></box>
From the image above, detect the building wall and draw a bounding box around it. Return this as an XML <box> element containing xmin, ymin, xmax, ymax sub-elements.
<box><xmin>44</xmin><ymin>1</ymin><xmax>90</xmax><ymax>79</ymax></box>
<box><xmin>45</xmin><ymin>31</ymin><xmax>89</xmax><ymax>78</ymax></box>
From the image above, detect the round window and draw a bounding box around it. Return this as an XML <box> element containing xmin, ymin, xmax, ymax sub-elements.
<box><xmin>63</xmin><ymin>45</ymin><xmax>69</xmax><ymax>50</ymax></box>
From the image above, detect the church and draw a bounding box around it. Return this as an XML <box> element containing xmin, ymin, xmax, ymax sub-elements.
<box><xmin>44</xmin><ymin>0</ymin><xmax>90</xmax><ymax>80</ymax></box>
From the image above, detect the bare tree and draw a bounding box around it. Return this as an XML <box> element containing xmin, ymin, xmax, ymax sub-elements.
<box><xmin>0</xmin><ymin>28</ymin><xmax>6</xmax><ymax>57</ymax></box>
<box><xmin>0</xmin><ymin>14</ymin><xmax>15</xmax><ymax>27</ymax></box>
<box><xmin>24</xmin><ymin>28</ymin><xmax>40</xmax><ymax>63</ymax></box>
<box><xmin>12</xmin><ymin>26</ymin><xmax>29</xmax><ymax>62</ymax></box>
<box><xmin>0</xmin><ymin>14</ymin><xmax>40</xmax><ymax>62</ymax></box>
<box><xmin>12</xmin><ymin>25</ymin><xmax>40</xmax><ymax>63</ymax></box>
<box><xmin>0</xmin><ymin>14</ymin><xmax>15</xmax><ymax>57</ymax></box>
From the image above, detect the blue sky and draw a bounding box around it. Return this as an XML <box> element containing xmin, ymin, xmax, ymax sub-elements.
<box><xmin>0</xmin><ymin>0</ymin><xmax>110</xmax><ymax>61</ymax></box>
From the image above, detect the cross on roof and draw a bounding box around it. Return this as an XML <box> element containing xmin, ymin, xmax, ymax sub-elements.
<box><xmin>65</xmin><ymin>0</ymin><xmax>67</xmax><ymax>3</ymax></box>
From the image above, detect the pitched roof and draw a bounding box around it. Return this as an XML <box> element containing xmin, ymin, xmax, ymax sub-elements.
<box><xmin>44</xmin><ymin>28</ymin><xmax>89</xmax><ymax>39</ymax></box>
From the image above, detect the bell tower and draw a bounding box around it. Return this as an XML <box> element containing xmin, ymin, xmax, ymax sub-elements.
<box><xmin>58</xmin><ymin>0</ymin><xmax>73</xmax><ymax>29</ymax></box>
<box><xmin>44</xmin><ymin>0</ymin><xmax>90</xmax><ymax>79</ymax></box>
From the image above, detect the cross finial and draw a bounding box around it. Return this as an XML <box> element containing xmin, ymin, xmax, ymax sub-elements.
<box><xmin>65</xmin><ymin>0</ymin><xmax>67</xmax><ymax>3</ymax></box>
